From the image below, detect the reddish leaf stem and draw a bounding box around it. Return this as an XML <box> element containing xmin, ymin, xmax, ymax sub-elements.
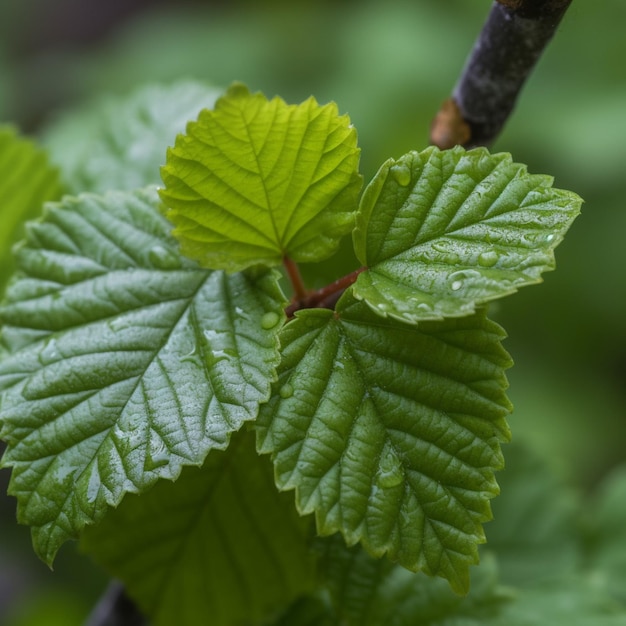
<box><xmin>285</xmin><ymin>266</ymin><xmax>366</xmax><ymax>319</ymax></box>
<box><xmin>283</xmin><ymin>256</ymin><xmax>308</xmax><ymax>301</ymax></box>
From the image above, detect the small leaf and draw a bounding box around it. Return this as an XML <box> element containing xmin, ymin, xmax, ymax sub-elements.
<box><xmin>257</xmin><ymin>292</ymin><xmax>512</xmax><ymax>593</ymax></box>
<box><xmin>160</xmin><ymin>83</ymin><xmax>362</xmax><ymax>272</ymax></box>
<box><xmin>0</xmin><ymin>126</ymin><xmax>63</xmax><ymax>292</ymax></box>
<box><xmin>81</xmin><ymin>430</ymin><xmax>317</xmax><ymax>626</ymax></box>
<box><xmin>353</xmin><ymin>146</ymin><xmax>582</xmax><ymax>322</ymax></box>
<box><xmin>43</xmin><ymin>80</ymin><xmax>221</xmax><ymax>194</ymax></box>
<box><xmin>0</xmin><ymin>187</ymin><xmax>284</xmax><ymax>564</ymax></box>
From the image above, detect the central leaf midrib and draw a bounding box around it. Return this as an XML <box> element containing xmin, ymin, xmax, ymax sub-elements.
<box><xmin>239</xmin><ymin>103</ymin><xmax>283</xmax><ymax>251</ymax></box>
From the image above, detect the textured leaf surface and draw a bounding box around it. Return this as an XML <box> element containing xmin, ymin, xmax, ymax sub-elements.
<box><xmin>43</xmin><ymin>80</ymin><xmax>220</xmax><ymax>194</ymax></box>
<box><xmin>353</xmin><ymin>146</ymin><xmax>582</xmax><ymax>322</ymax></box>
<box><xmin>257</xmin><ymin>292</ymin><xmax>512</xmax><ymax>593</ymax></box>
<box><xmin>0</xmin><ymin>187</ymin><xmax>284</xmax><ymax>563</ymax></box>
<box><xmin>0</xmin><ymin>126</ymin><xmax>63</xmax><ymax>291</ymax></box>
<box><xmin>81</xmin><ymin>430</ymin><xmax>317</xmax><ymax>626</ymax></box>
<box><xmin>160</xmin><ymin>83</ymin><xmax>362</xmax><ymax>272</ymax></box>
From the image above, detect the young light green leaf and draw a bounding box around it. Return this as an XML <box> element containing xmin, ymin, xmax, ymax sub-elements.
<box><xmin>43</xmin><ymin>81</ymin><xmax>221</xmax><ymax>194</ymax></box>
<box><xmin>352</xmin><ymin>146</ymin><xmax>582</xmax><ymax>322</ymax></box>
<box><xmin>0</xmin><ymin>187</ymin><xmax>284</xmax><ymax>564</ymax></box>
<box><xmin>0</xmin><ymin>126</ymin><xmax>63</xmax><ymax>292</ymax></box>
<box><xmin>257</xmin><ymin>292</ymin><xmax>512</xmax><ymax>594</ymax></box>
<box><xmin>81</xmin><ymin>430</ymin><xmax>317</xmax><ymax>626</ymax></box>
<box><xmin>160</xmin><ymin>83</ymin><xmax>362</xmax><ymax>272</ymax></box>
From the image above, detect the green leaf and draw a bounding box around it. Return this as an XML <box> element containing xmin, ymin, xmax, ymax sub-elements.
<box><xmin>270</xmin><ymin>595</ymin><xmax>336</xmax><ymax>626</ymax></box>
<box><xmin>43</xmin><ymin>80</ymin><xmax>221</xmax><ymax>194</ymax></box>
<box><xmin>318</xmin><ymin>534</ymin><xmax>510</xmax><ymax>626</ymax></box>
<box><xmin>0</xmin><ymin>187</ymin><xmax>284</xmax><ymax>564</ymax></box>
<box><xmin>488</xmin><ymin>578</ymin><xmax>626</xmax><ymax>626</ymax></box>
<box><xmin>257</xmin><ymin>292</ymin><xmax>512</xmax><ymax>594</ymax></box>
<box><xmin>352</xmin><ymin>146</ymin><xmax>582</xmax><ymax>322</ymax></box>
<box><xmin>585</xmin><ymin>464</ymin><xmax>626</xmax><ymax>604</ymax></box>
<box><xmin>81</xmin><ymin>430</ymin><xmax>317</xmax><ymax>626</ymax></box>
<box><xmin>485</xmin><ymin>442</ymin><xmax>581</xmax><ymax>586</ymax></box>
<box><xmin>0</xmin><ymin>126</ymin><xmax>63</xmax><ymax>293</ymax></box>
<box><xmin>160</xmin><ymin>83</ymin><xmax>362</xmax><ymax>272</ymax></box>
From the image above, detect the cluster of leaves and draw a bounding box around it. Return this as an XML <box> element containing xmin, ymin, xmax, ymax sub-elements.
<box><xmin>0</xmin><ymin>81</ymin><xmax>596</xmax><ymax>625</ymax></box>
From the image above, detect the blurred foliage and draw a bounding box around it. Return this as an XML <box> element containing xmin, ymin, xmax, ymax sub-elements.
<box><xmin>0</xmin><ymin>0</ymin><xmax>624</xmax><ymax>623</ymax></box>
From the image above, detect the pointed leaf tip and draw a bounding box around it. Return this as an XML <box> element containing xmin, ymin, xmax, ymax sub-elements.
<box><xmin>160</xmin><ymin>84</ymin><xmax>362</xmax><ymax>272</ymax></box>
<box><xmin>353</xmin><ymin>146</ymin><xmax>582</xmax><ymax>322</ymax></box>
<box><xmin>257</xmin><ymin>293</ymin><xmax>512</xmax><ymax>593</ymax></box>
<box><xmin>0</xmin><ymin>187</ymin><xmax>284</xmax><ymax>563</ymax></box>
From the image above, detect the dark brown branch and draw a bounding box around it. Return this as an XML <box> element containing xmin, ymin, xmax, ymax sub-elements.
<box><xmin>430</xmin><ymin>0</ymin><xmax>573</xmax><ymax>149</ymax></box>
<box><xmin>84</xmin><ymin>581</ymin><xmax>148</xmax><ymax>626</ymax></box>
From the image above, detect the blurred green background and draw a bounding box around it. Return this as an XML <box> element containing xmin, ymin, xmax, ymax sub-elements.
<box><xmin>0</xmin><ymin>0</ymin><xmax>624</xmax><ymax>623</ymax></box>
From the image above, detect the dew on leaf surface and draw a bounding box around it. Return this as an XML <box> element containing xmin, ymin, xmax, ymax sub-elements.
<box><xmin>261</xmin><ymin>311</ymin><xmax>280</xmax><ymax>329</ymax></box>
<box><xmin>448</xmin><ymin>268</ymin><xmax>481</xmax><ymax>291</ymax></box>
<box><xmin>477</xmin><ymin>250</ymin><xmax>498</xmax><ymax>267</ymax></box>
<box><xmin>147</xmin><ymin>245</ymin><xmax>180</xmax><ymax>270</ymax></box>
<box><xmin>390</xmin><ymin>163</ymin><xmax>412</xmax><ymax>187</ymax></box>
<box><xmin>376</xmin><ymin>443</ymin><xmax>404</xmax><ymax>488</ymax></box>
<box><xmin>144</xmin><ymin>438</ymin><xmax>169</xmax><ymax>471</ymax></box>
<box><xmin>279</xmin><ymin>383</ymin><xmax>294</xmax><ymax>399</ymax></box>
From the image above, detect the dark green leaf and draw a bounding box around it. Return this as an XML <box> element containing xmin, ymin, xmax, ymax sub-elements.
<box><xmin>353</xmin><ymin>147</ymin><xmax>582</xmax><ymax>322</ymax></box>
<box><xmin>257</xmin><ymin>292</ymin><xmax>512</xmax><ymax>593</ymax></box>
<box><xmin>81</xmin><ymin>430</ymin><xmax>317</xmax><ymax>626</ymax></box>
<box><xmin>0</xmin><ymin>187</ymin><xmax>284</xmax><ymax>564</ymax></box>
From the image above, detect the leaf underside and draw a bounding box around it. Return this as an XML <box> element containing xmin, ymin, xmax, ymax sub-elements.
<box><xmin>160</xmin><ymin>83</ymin><xmax>362</xmax><ymax>272</ymax></box>
<box><xmin>0</xmin><ymin>187</ymin><xmax>284</xmax><ymax>564</ymax></box>
<box><xmin>81</xmin><ymin>430</ymin><xmax>317</xmax><ymax>626</ymax></box>
<box><xmin>353</xmin><ymin>146</ymin><xmax>582</xmax><ymax>322</ymax></box>
<box><xmin>257</xmin><ymin>292</ymin><xmax>512</xmax><ymax>594</ymax></box>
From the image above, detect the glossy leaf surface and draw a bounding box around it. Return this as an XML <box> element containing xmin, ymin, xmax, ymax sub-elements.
<box><xmin>0</xmin><ymin>187</ymin><xmax>284</xmax><ymax>563</ymax></box>
<box><xmin>353</xmin><ymin>147</ymin><xmax>582</xmax><ymax>322</ymax></box>
<box><xmin>257</xmin><ymin>293</ymin><xmax>512</xmax><ymax>593</ymax></box>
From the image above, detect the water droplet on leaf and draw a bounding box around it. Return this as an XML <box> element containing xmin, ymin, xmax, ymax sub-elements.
<box><xmin>478</xmin><ymin>250</ymin><xmax>498</xmax><ymax>267</ymax></box>
<box><xmin>390</xmin><ymin>164</ymin><xmax>412</xmax><ymax>187</ymax></box>
<box><xmin>39</xmin><ymin>338</ymin><xmax>59</xmax><ymax>364</ymax></box>
<box><xmin>279</xmin><ymin>383</ymin><xmax>294</xmax><ymax>399</ymax></box>
<box><xmin>261</xmin><ymin>311</ymin><xmax>280</xmax><ymax>330</ymax></box>
<box><xmin>144</xmin><ymin>438</ymin><xmax>169</xmax><ymax>471</ymax></box>
<box><xmin>376</xmin><ymin>443</ymin><xmax>404</xmax><ymax>488</ymax></box>
<box><xmin>448</xmin><ymin>269</ymin><xmax>480</xmax><ymax>292</ymax></box>
<box><xmin>148</xmin><ymin>245</ymin><xmax>180</xmax><ymax>270</ymax></box>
